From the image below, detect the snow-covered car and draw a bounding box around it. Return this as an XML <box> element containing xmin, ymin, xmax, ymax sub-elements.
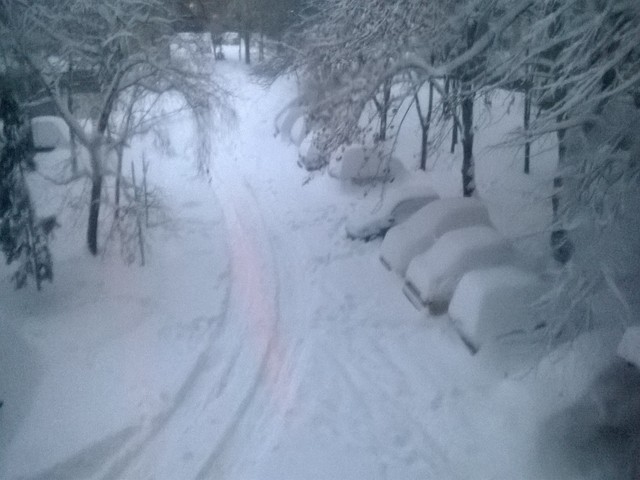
<box><xmin>448</xmin><ymin>265</ymin><xmax>547</xmax><ymax>353</ymax></box>
<box><xmin>345</xmin><ymin>183</ymin><xmax>439</xmax><ymax>241</ymax></box>
<box><xmin>403</xmin><ymin>225</ymin><xmax>514</xmax><ymax>312</ymax></box>
<box><xmin>328</xmin><ymin>143</ymin><xmax>406</xmax><ymax>183</ymax></box>
<box><xmin>31</xmin><ymin>116</ymin><xmax>69</xmax><ymax>151</ymax></box>
<box><xmin>380</xmin><ymin>197</ymin><xmax>492</xmax><ymax>275</ymax></box>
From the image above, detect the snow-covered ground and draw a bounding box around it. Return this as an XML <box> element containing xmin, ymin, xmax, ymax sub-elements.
<box><xmin>1</xmin><ymin>47</ymin><xmax>636</xmax><ymax>479</ymax></box>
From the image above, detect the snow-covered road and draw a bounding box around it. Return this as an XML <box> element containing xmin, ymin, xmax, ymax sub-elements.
<box><xmin>3</xmin><ymin>53</ymin><xmax>618</xmax><ymax>480</ymax></box>
<box><xmin>191</xmin><ymin>60</ymin><xmax>540</xmax><ymax>480</ymax></box>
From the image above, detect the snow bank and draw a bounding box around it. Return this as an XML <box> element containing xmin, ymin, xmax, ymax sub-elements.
<box><xmin>404</xmin><ymin>226</ymin><xmax>513</xmax><ymax>309</ymax></box>
<box><xmin>345</xmin><ymin>177</ymin><xmax>438</xmax><ymax>240</ymax></box>
<box><xmin>298</xmin><ymin>132</ymin><xmax>325</xmax><ymax>170</ymax></box>
<box><xmin>0</xmin><ymin>324</ymin><xmax>42</xmax><ymax>455</ymax></box>
<box><xmin>618</xmin><ymin>326</ymin><xmax>640</xmax><ymax>369</ymax></box>
<box><xmin>31</xmin><ymin>116</ymin><xmax>69</xmax><ymax>150</ymax></box>
<box><xmin>276</xmin><ymin>106</ymin><xmax>306</xmax><ymax>146</ymax></box>
<box><xmin>448</xmin><ymin>266</ymin><xmax>546</xmax><ymax>351</ymax></box>
<box><xmin>380</xmin><ymin>197</ymin><xmax>492</xmax><ymax>275</ymax></box>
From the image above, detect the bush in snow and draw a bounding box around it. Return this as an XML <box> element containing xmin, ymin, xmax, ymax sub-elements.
<box><xmin>328</xmin><ymin>143</ymin><xmax>406</xmax><ymax>184</ymax></box>
<box><xmin>298</xmin><ymin>132</ymin><xmax>326</xmax><ymax>171</ymax></box>
<box><xmin>538</xmin><ymin>358</ymin><xmax>640</xmax><ymax>480</ymax></box>
<box><xmin>0</xmin><ymin>87</ymin><xmax>53</xmax><ymax>289</ymax></box>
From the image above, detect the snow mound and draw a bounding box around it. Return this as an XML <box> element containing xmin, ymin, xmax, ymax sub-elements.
<box><xmin>448</xmin><ymin>266</ymin><xmax>547</xmax><ymax>352</ymax></box>
<box><xmin>298</xmin><ymin>132</ymin><xmax>326</xmax><ymax>170</ymax></box>
<box><xmin>617</xmin><ymin>326</ymin><xmax>640</xmax><ymax>369</ymax></box>
<box><xmin>276</xmin><ymin>106</ymin><xmax>306</xmax><ymax>146</ymax></box>
<box><xmin>31</xmin><ymin>116</ymin><xmax>69</xmax><ymax>150</ymax></box>
<box><xmin>345</xmin><ymin>177</ymin><xmax>438</xmax><ymax>240</ymax></box>
<box><xmin>0</xmin><ymin>323</ymin><xmax>42</xmax><ymax>454</ymax></box>
<box><xmin>404</xmin><ymin>226</ymin><xmax>513</xmax><ymax>309</ymax></box>
<box><xmin>380</xmin><ymin>197</ymin><xmax>491</xmax><ymax>275</ymax></box>
<box><xmin>328</xmin><ymin>143</ymin><xmax>405</xmax><ymax>183</ymax></box>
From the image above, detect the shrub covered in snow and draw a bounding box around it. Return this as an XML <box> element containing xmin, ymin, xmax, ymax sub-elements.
<box><xmin>403</xmin><ymin>226</ymin><xmax>513</xmax><ymax>310</ymax></box>
<box><xmin>448</xmin><ymin>266</ymin><xmax>547</xmax><ymax>352</ymax></box>
<box><xmin>327</xmin><ymin>143</ymin><xmax>405</xmax><ymax>183</ymax></box>
<box><xmin>298</xmin><ymin>132</ymin><xmax>326</xmax><ymax>170</ymax></box>
<box><xmin>380</xmin><ymin>197</ymin><xmax>491</xmax><ymax>275</ymax></box>
<box><xmin>345</xmin><ymin>179</ymin><xmax>438</xmax><ymax>240</ymax></box>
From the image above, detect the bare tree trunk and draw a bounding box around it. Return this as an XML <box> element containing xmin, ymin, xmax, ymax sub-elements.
<box><xmin>244</xmin><ymin>30</ymin><xmax>251</xmax><ymax>65</ymax></box>
<box><xmin>87</xmin><ymin>171</ymin><xmax>102</xmax><ymax>256</ymax></box>
<box><xmin>259</xmin><ymin>31</ymin><xmax>264</xmax><ymax>61</ymax></box>
<box><xmin>67</xmin><ymin>57</ymin><xmax>78</xmax><ymax>175</ymax></box>
<box><xmin>450</xmin><ymin>80</ymin><xmax>459</xmax><ymax>154</ymax></box>
<box><xmin>461</xmin><ymin>93</ymin><xmax>475</xmax><ymax>197</ymax></box>
<box><xmin>551</xmin><ymin>117</ymin><xmax>573</xmax><ymax>263</ymax></box>
<box><xmin>524</xmin><ymin>81</ymin><xmax>532</xmax><ymax>174</ymax></box>
<box><xmin>114</xmin><ymin>144</ymin><xmax>123</xmax><ymax>221</ymax></box>
<box><xmin>552</xmin><ymin>121</ymin><xmax>565</xmax><ymax>222</ymax></box>
<box><xmin>374</xmin><ymin>79</ymin><xmax>391</xmax><ymax>142</ymax></box>
<box><xmin>415</xmin><ymin>81</ymin><xmax>434</xmax><ymax>171</ymax></box>
<box><xmin>131</xmin><ymin>162</ymin><xmax>145</xmax><ymax>266</ymax></box>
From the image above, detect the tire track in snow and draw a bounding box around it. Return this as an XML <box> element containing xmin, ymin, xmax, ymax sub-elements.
<box><xmin>92</xmin><ymin>147</ymin><xmax>283</xmax><ymax>479</ymax></box>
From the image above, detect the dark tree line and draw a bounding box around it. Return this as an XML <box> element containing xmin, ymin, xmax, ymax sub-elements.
<box><xmin>0</xmin><ymin>86</ymin><xmax>53</xmax><ymax>289</ymax></box>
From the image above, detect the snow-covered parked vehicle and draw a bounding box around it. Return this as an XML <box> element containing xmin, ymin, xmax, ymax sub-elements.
<box><xmin>31</xmin><ymin>116</ymin><xmax>69</xmax><ymax>151</ymax></box>
<box><xmin>448</xmin><ymin>265</ymin><xmax>547</xmax><ymax>353</ymax></box>
<box><xmin>345</xmin><ymin>179</ymin><xmax>438</xmax><ymax>241</ymax></box>
<box><xmin>380</xmin><ymin>197</ymin><xmax>492</xmax><ymax>275</ymax></box>
<box><xmin>403</xmin><ymin>225</ymin><xmax>514</xmax><ymax>312</ymax></box>
<box><xmin>328</xmin><ymin>143</ymin><xmax>405</xmax><ymax>183</ymax></box>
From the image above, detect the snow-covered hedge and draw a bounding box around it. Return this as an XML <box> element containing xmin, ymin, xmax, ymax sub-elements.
<box><xmin>380</xmin><ymin>197</ymin><xmax>492</xmax><ymax>275</ymax></box>
<box><xmin>448</xmin><ymin>265</ymin><xmax>547</xmax><ymax>352</ymax></box>
<box><xmin>328</xmin><ymin>143</ymin><xmax>405</xmax><ymax>183</ymax></box>
<box><xmin>298</xmin><ymin>132</ymin><xmax>326</xmax><ymax>170</ymax></box>
<box><xmin>403</xmin><ymin>225</ymin><xmax>513</xmax><ymax>309</ymax></box>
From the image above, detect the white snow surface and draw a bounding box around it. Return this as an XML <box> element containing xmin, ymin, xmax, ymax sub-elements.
<box><xmin>448</xmin><ymin>266</ymin><xmax>547</xmax><ymax>351</ymax></box>
<box><xmin>380</xmin><ymin>197</ymin><xmax>492</xmax><ymax>275</ymax></box>
<box><xmin>618</xmin><ymin>326</ymin><xmax>640</xmax><ymax>369</ymax></box>
<box><xmin>0</xmin><ymin>47</ymin><xmax>632</xmax><ymax>480</ymax></box>
<box><xmin>404</xmin><ymin>225</ymin><xmax>513</xmax><ymax>306</ymax></box>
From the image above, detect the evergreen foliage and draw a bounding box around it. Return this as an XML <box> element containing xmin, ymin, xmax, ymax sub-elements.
<box><xmin>0</xmin><ymin>87</ymin><xmax>53</xmax><ymax>289</ymax></box>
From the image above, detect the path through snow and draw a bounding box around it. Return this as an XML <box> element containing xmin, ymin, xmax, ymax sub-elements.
<box><xmin>1</xmin><ymin>52</ymin><xmax>612</xmax><ymax>480</ymax></box>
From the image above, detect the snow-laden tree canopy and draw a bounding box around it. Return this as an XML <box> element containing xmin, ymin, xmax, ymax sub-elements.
<box><xmin>0</xmin><ymin>0</ymin><xmax>232</xmax><ymax>255</ymax></box>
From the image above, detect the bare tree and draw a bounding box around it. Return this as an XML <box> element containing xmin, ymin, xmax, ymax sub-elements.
<box><xmin>0</xmin><ymin>0</ymin><xmax>231</xmax><ymax>255</ymax></box>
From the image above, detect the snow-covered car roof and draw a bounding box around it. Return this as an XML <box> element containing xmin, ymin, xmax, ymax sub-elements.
<box><xmin>380</xmin><ymin>197</ymin><xmax>492</xmax><ymax>275</ymax></box>
<box><xmin>345</xmin><ymin>181</ymin><xmax>438</xmax><ymax>241</ymax></box>
<box><xmin>403</xmin><ymin>225</ymin><xmax>513</xmax><ymax>310</ymax></box>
